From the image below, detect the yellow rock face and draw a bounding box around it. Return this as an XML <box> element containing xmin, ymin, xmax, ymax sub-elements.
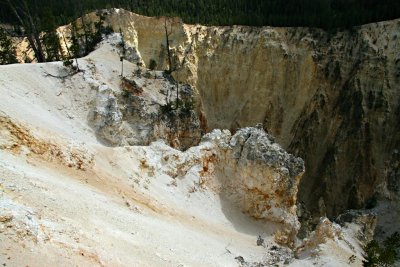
<box><xmin>101</xmin><ymin>10</ymin><xmax>321</xmax><ymax>145</ymax></box>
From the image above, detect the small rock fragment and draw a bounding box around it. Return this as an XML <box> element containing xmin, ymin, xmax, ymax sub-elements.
<box><xmin>0</xmin><ymin>214</ymin><xmax>13</xmax><ymax>223</ymax></box>
<box><xmin>257</xmin><ymin>235</ymin><xmax>265</xmax><ymax>247</ymax></box>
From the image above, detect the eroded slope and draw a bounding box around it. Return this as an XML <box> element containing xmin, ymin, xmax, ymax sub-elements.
<box><xmin>0</xmin><ymin>35</ymin><xmax>368</xmax><ymax>266</ymax></box>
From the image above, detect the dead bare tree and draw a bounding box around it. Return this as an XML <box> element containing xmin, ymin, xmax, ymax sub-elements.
<box><xmin>164</xmin><ymin>17</ymin><xmax>173</xmax><ymax>74</ymax></box>
<box><xmin>6</xmin><ymin>0</ymin><xmax>46</xmax><ymax>62</ymax></box>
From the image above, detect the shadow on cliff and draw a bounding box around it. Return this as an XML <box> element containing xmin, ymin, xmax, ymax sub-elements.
<box><xmin>217</xmin><ymin>188</ymin><xmax>281</xmax><ymax>237</ymax></box>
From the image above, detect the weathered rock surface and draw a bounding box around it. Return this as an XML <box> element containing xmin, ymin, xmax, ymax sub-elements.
<box><xmin>66</xmin><ymin>34</ymin><xmax>203</xmax><ymax>150</ymax></box>
<box><xmin>88</xmin><ymin>78</ymin><xmax>201</xmax><ymax>149</ymax></box>
<box><xmin>296</xmin><ymin>218</ymin><xmax>343</xmax><ymax>256</ymax></box>
<box><xmin>144</xmin><ymin>126</ymin><xmax>305</xmax><ymax>246</ymax></box>
<box><xmin>201</xmin><ymin>127</ymin><xmax>305</xmax><ymax>246</ymax></box>
<box><xmin>336</xmin><ymin>210</ymin><xmax>377</xmax><ymax>246</ymax></box>
<box><xmin>386</xmin><ymin>149</ymin><xmax>400</xmax><ymax>198</ymax></box>
<box><xmin>141</xmin><ymin>126</ymin><xmax>305</xmax><ymax>246</ymax></box>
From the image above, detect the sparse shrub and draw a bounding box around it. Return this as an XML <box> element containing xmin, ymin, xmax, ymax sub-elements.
<box><xmin>179</xmin><ymin>98</ymin><xmax>194</xmax><ymax>118</ymax></box>
<box><xmin>363</xmin><ymin>232</ymin><xmax>400</xmax><ymax>266</ymax></box>
<box><xmin>63</xmin><ymin>58</ymin><xmax>73</xmax><ymax>68</ymax></box>
<box><xmin>117</xmin><ymin>40</ymin><xmax>125</xmax><ymax>49</ymax></box>
<box><xmin>143</xmin><ymin>71</ymin><xmax>152</xmax><ymax>78</ymax></box>
<box><xmin>160</xmin><ymin>101</ymin><xmax>174</xmax><ymax>115</ymax></box>
<box><xmin>160</xmin><ymin>96</ymin><xmax>195</xmax><ymax>119</ymax></box>
<box><xmin>134</xmin><ymin>68</ymin><xmax>142</xmax><ymax>77</ymax></box>
<box><xmin>102</xmin><ymin>25</ymin><xmax>114</xmax><ymax>36</ymax></box>
<box><xmin>62</xmin><ymin>57</ymin><xmax>79</xmax><ymax>72</ymax></box>
<box><xmin>365</xmin><ymin>194</ymin><xmax>378</xmax><ymax>209</ymax></box>
<box><xmin>149</xmin><ymin>59</ymin><xmax>157</xmax><ymax>70</ymax></box>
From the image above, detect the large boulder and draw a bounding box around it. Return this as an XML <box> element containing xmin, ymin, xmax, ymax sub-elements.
<box><xmin>201</xmin><ymin>127</ymin><xmax>305</xmax><ymax>246</ymax></box>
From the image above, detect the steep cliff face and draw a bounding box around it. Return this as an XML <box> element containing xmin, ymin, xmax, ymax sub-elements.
<box><xmin>285</xmin><ymin>23</ymin><xmax>400</xmax><ymax>217</ymax></box>
<box><xmin>98</xmin><ymin>9</ymin><xmax>400</xmax><ymax>219</ymax></box>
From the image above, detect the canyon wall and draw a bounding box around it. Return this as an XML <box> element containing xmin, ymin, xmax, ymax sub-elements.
<box><xmin>57</xmin><ymin>9</ymin><xmax>400</xmax><ymax>218</ymax></box>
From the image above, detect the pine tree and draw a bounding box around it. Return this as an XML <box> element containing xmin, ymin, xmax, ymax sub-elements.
<box><xmin>0</xmin><ymin>28</ymin><xmax>18</xmax><ymax>65</ymax></box>
<box><xmin>119</xmin><ymin>28</ymin><xmax>126</xmax><ymax>76</ymax></box>
<box><xmin>42</xmin><ymin>8</ymin><xmax>63</xmax><ymax>61</ymax></box>
<box><xmin>6</xmin><ymin>0</ymin><xmax>46</xmax><ymax>62</ymax></box>
<box><xmin>68</xmin><ymin>22</ymin><xmax>81</xmax><ymax>70</ymax></box>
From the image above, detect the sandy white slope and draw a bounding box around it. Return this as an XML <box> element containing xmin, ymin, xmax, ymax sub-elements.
<box><xmin>0</xmin><ymin>36</ymin><xmax>365</xmax><ymax>267</ymax></box>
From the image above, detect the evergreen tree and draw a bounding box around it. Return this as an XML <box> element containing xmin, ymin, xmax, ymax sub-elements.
<box><xmin>1</xmin><ymin>0</ymin><xmax>400</xmax><ymax>43</ymax></box>
<box><xmin>119</xmin><ymin>27</ymin><xmax>126</xmax><ymax>76</ymax></box>
<box><xmin>68</xmin><ymin>21</ymin><xmax>81</xmax><ymax>70</ymax></box>
<box><xmin>6</xmin><ymin>0</ymin><xmax>46</xmax><ymax>62</ymax></box>
<box><xmin>42</xmin><ymin>8</ymin><xmax>63</xmax><ymax>61</ymax></box>
<box><xmin>0</xmin><ymin>28</ymin><xmax>18</xmax><ymax>65</ymax></box>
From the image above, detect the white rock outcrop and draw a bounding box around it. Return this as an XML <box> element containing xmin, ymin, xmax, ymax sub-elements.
<box><xmin>198</xmin><ymin>127</ymin><xmax>305</xmax><ymax>246</ymax></box>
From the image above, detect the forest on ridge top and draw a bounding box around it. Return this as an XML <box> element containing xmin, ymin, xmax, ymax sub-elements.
<box><xmin>0</xmin><ymin>0</ymin><xmax>400</xmax><ymax>29</ymax></box>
